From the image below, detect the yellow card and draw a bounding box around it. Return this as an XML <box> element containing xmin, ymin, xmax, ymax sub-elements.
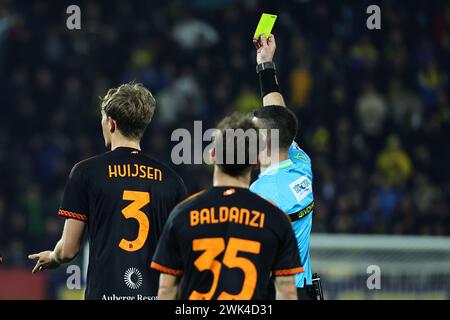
<box><xmin>253</xmin><ymin>13</ymin><xmax>277</xmax><ymax>39</ymax></box>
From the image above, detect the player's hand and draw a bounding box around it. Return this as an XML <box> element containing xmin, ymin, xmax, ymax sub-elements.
<box><xmin>253</xmin><ymin>33</ymin><xmax>276</xmax><ymax>64</ymax></box>
<box><xmin>28</xmin><ymin>251</ymin><xmax>59</xmax><ymax>274</ymax></box>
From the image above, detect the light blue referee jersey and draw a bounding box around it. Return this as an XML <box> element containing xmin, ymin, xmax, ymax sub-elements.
<box><xmin>250</xmin><ymin>141</ymin><xmax>314</xmax><ymax>287</ymax></box>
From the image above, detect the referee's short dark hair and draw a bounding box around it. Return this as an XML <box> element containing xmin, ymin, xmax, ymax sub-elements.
<box><xmin>252</xmin><ymin>106</ymin><xmax>299</xmax><ymax>150</ymax></box>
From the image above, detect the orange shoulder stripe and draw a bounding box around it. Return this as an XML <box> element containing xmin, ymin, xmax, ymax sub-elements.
<box><xmin>273</xmin><ymin>266</ymin><xmax>304</xmax><ymax>276</ymax></box>
<box><xmin>175</xmin><ymin>189</ymin><xmax>206</xmax><ymax>207</ymax></box>
<box><xmin>58</xmin><ymin>209</ymin><xmax>88</xmax><ymax>222</ymax></box>
<box><xmin>150</xmin><ymin>262</ymin><xmax>183</xmax><ymax>276</ymax></box>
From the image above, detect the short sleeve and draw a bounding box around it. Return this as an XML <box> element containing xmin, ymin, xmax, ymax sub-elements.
<box><xmin>58</xmin><ymin>163</ymin><xmax>89</xmax><ymax>222</ymax></box>
<box><xmin>289</xmin><ymin>141</ymin><xmax>311</xmax><ymax>164</ymax></box>
<box><xmin>151</xmin><ymin>216</ymin><xmax>183</xmax><ymax>276</ymax></box>
<box><xmin>272</xmin><ymin>214</ymin><xmax>303</xmax><ymax>276</ymax></box>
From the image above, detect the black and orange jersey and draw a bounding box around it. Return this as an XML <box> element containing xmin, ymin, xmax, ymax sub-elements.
<box><xmin>151</xmin><ymin>186</ymin><xmax>302</xmax><ymax>300</ymax></box>
<box><xmin>59</xmin><ymin>147</ymin><xmax>187</xmax><ymax>300</ymax></box>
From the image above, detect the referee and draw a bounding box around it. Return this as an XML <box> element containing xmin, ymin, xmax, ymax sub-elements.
<box><xmin>250</xmin><ymin>33</ymin><xmax>318</xmax><ymax>300</ymax></box>
<box><xmin>151</xmin><ymin>113</ymin><xmax>302</xmax><ymax>300</ymax></box>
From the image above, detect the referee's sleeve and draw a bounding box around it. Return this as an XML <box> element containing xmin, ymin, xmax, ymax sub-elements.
<box><xmin>272</xmin><ymin>213</ymin><xmax>303</xmax><ymax>276</ymax></box>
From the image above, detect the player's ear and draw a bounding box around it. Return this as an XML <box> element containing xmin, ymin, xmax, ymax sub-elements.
<box><xmin>209</xmin><ymin>147</ymin><xmax>216</xmax><ymax>165</ymax></box>
<box><xmin>108</xmin><ymin>117</ymin><xmax>116</xmax><ymax>133</ymax></box>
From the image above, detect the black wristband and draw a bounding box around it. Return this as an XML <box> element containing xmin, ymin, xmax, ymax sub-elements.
<box><xmin>258</xmin><ymin>68</ymin><xmax>281</xmax><ymax>98</ymax></box>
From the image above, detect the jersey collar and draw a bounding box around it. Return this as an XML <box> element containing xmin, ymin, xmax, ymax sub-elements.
<box><xmin>113</xmin><ymin>147</ymin><xmax>141</xmax><ymax>153</ymax></box>
<box><xmin>259</xmin><ymin>159</ymin><xmax>293</xmax><ymax>177</ymax></box>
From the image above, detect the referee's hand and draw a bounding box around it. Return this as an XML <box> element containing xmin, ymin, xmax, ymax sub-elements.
<box><xmin>28</xmin><ymin>250</ymin><xmax>59</xmax><ymax>274</ymax></box>
<box><xmin>253</xmin><ymin>33</ymin><xmax>276</xmax><ymax>64</ymax></box>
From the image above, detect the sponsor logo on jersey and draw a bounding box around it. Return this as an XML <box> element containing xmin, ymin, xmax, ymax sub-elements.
<box><xmin>289</xmin><ymin>175</ymin><xmax>313</xmax><ymax>203</ymax></box>
<box><xmin>123</xmin><ymin>267</ymin><xmax>143</xmax><ymax>290</ymax></box>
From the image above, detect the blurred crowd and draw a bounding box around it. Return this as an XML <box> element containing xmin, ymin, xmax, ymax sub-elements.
<box><xmin>0</xmin><ymin>0</ymin><xmax>449</xmax><ymax>267</ymax></box>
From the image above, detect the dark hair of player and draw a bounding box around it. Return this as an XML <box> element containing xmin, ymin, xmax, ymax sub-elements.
<box><xmin>215</xmin><ymin>112</ymin><xmax>261</xmax><ymax>178</ymax></box>
<box><xmin>101</xmin><ymin>82</ymin><xmax>156</xmax><ymax>140</ymax></box>
<box><xmin>253</xmin><ymin>106</ymin><xmax>298</xmax><ymax>150</ymax></box>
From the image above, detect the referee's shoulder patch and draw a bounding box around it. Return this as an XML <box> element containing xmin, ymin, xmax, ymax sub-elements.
<box><xmin>288</xmin><ymin>175</ymin><xmax>312</xmax><ymax>203</ymax></box>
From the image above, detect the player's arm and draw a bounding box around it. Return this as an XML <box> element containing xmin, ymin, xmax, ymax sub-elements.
<box><xmin>151</xmin><ymin>212</ymin><xmax>184</xmax><ymax>299</ymax></box>
<box><xmin>253</xmin><ymin>33</ymin><xmax>286</xmax><ymax>107</ymax></box>
<box><xmin>29</xmin><ymin>162</ymin><xmax>88</xmax><ymax>273</ymax></box>
<box><xmin>274</xmin><ymin>275</ymin><xmax>298</xmax><ymax>300</ymax></box>
<box><xmin>28</xmin><ymin>218</ymin><xmax>85</xmax><ymax>273</ymax></box>
<box><xmin>271</xmin><ymin>210</ymin><xmax>304</xmax><ymax>298</ymax></box>
<box><xmin>158</xmin><ymin>274</ymin><xmax>181</xmax><ymax>300</ymax></box>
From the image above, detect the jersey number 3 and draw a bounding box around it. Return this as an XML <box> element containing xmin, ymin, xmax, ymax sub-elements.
<box><xmin>190</xmin><ymin>237</ymin><xmax>261</xmax><ymax>300</ymax></box>
<box><xmin>119</xmin><ymin>190</ymin><xmax>150</xmax><ymax>252</ymax></box>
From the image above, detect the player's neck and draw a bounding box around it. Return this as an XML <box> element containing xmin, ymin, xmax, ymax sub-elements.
<box><xmin>110</xmin><ymin>135</ymin><xmax>141</xmax><ymax>151</ymax></box>
<box><xmin>260</xmin><ymin>149</ymin><xmax>289</xmax><ymax>172</ymax></box>
<box><xmin>213</xmin><ymin>169</ymin><xmax>250</xmax><ymax>189</ymax></box>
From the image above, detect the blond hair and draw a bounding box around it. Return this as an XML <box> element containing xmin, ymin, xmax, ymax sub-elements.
<box><xmin>101</xmin><ymin>82</ymin><xmax>156</xmax><ymax>140</ymax></box>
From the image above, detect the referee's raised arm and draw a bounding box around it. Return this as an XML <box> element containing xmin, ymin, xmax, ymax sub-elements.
<box><xmin>253</xmin><ymin>33</ymin><xmax>286</xmax><ymax>107</ymax></box>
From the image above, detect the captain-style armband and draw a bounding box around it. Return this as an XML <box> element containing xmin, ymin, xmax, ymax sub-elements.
<box><xmin>256</xmin><ymin>62</ymin><xmax>281</xmax><ymax>98</ymax></box>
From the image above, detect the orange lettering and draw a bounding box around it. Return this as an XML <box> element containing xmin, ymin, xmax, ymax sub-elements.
<box><xmin>189</xmin><ymin>237</ymin><xmax>260</xmax><ymax>300</ymax></box>
<box><xmin>210</xmin><ymin>207</ymin><xmax>219</xmax><ymax>223</ymax></box>
<box><xmin>139</xmin><ymin>165</ymin><xmax>146</xmax><ymax>178</ymax></box>
<box><xmin>259</xmin><ymin>213</ymin><xmax>265</xmax><ymax>228</ymax></box>
<box><xmin>155</xmin><ymin>168</ymin><xmax>162</xmax><ymax>181</ymax></box>
<box><xmin>191</xmin><ymin>210</ymin><xmax>200</xmax><ymax>226</ymax></box>
<box><xmin>200</xmin><ymin>208</ymin><xmax>210</xmax><ymax>225</ymax></box>
<box><xmin>217</xmin><ymin>238</ymin><xmax>260</xmax><ymax>300</ymax></box>
<box><xmin>132</xmin><ymin>164</ymin><xmax>139</xmax><ymax>177</ymax></box>
<box><xmin>118</xmin><ymin>191</ymin><xmax>150</xmax><ymax>252</ymax></box>
<box><xmin>189</xmin><ymin>238</ymin><xmax>225</xmax><ymax>300</ymax></box>
<box><xmin>108</xmin><ymin>165</ymin><xmax>118</xmax><ymax>178</ymax></box>
<box><xmin>219</xmin><ymin>206</ymin><xmax>228</xmax><ymax>222</ymax></box>
<box><xmin>239</xmin><ymin>208</ymin><xmax>250</xmax><ymax>225</ymax></box>
<box><xmin>249</xmin><ymin>211</ymin><xmax>260</xmax><ymax>228</ymax></box>
<box><xmin>147</xmin><ymin>166</ymin><xmax>153</xmax><ymax>179</ymax></box>
<box><xmin>117</xmin><ymin>165</ymin><xmax>127</xmax><ymax>177</ymax></box>
<box><xmin>229</xmin><ymin>207</ymin><xmax>239</xmax><ymax>223</ymax></box>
